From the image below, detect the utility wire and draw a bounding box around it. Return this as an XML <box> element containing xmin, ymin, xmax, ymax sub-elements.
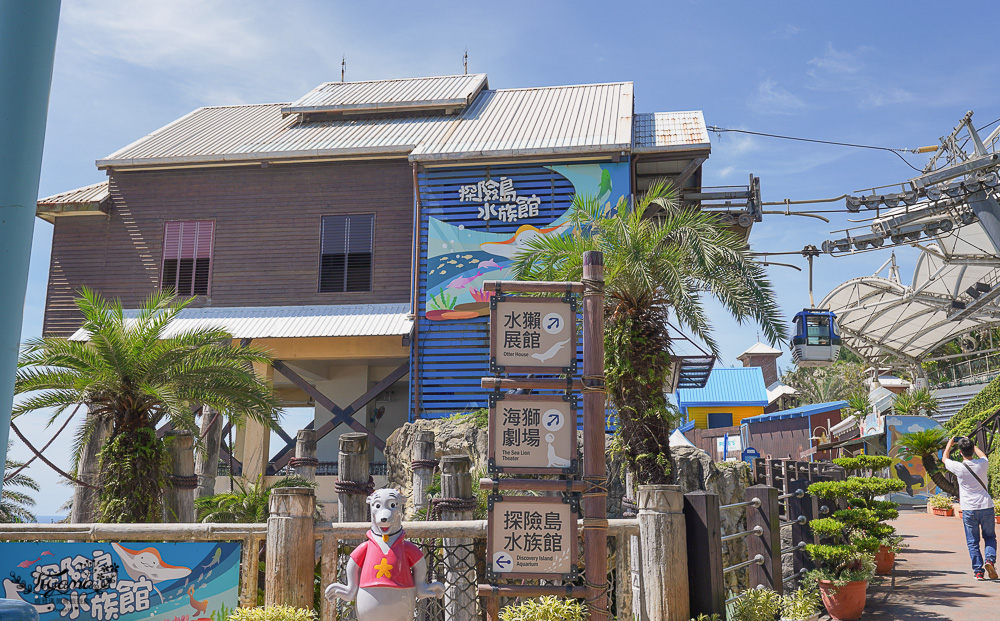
<box><xmin>707</xmin><ymin>126</ymin><xmax>923</xmax><ymax>172</ymax></box>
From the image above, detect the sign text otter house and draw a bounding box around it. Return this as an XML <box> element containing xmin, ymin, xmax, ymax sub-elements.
<box><xmin>477</xmin><ymin>252</ymin><xmax>608</xmax><ymax>621</ymax></box>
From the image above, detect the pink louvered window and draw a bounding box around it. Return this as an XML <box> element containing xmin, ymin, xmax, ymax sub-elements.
<box><xmin>161</xmin><ymin>220</ymin><xmax>214</xmax><ymax>296</ymax></box>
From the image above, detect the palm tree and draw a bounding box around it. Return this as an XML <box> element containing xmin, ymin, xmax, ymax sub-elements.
<box><xmin>1</xmin><ymin>442</ymin><xmax>39</xmax><ymax>523</ymax></box>
<box><xmin>844</xmin><ymin>390</ymin><xmax>871</xmax><ymax>419</ymax></box>
<box><xmin>14</xmin><ymin>288</ymin><xmax>282</xmax><ymax>523</ymax></box>
<box><xmin>512</xmin><ymin>180</ymin><xmax>786</xmax><ymax>484</ymax></box>
<box><xmin>893</xmin><ymin>388</ymin><xmax>940</xmax><ymax>417</ymax></box>
<box><xmin>196</xmin><ymin>475</ymin><xmax>317</xmax><ymax>523</ymax></box>
<box><xmin>895</xmin><ymin>428</ymin><xmax>957</xmax><ymax>496</ymax></box>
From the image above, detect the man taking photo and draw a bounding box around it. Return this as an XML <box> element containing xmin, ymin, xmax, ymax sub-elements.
<box><xmin>943</xmin><ymin>435</ymin><xmax>997</xmax><ymax>580</ymax></box>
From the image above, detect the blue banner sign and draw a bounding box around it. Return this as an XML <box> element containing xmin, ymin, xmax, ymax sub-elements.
<box><xmin>742</xmin><ymin>447</ymin><xmax>760</xmax><ymax>463</ymax></box>
<box><xmin>0</xmin><ymin>541</ymin><xmax>240</xmax><ymax>621</ymax></box>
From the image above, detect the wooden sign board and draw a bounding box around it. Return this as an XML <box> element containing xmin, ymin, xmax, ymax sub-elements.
<box><xmin>488</xmin><ymin>394</ymin><xmax>577</xmax><ymax>475</ymax></box>
<box><xmin>490</xmin><ymin>296</ymin><xmax>577</xmax><ymax>374</ymax></box>
<box><xmin>487</xmin><ymin>495</ymin><xmax>579</xmax><ymax>582</ymax></box>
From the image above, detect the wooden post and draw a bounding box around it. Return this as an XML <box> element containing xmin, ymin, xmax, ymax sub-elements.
<box><xmin>625</xmin><ymin>470</ymin><xmax>645</xmax><ymax>621</ymax></box>
<box><xmin>412</xmin><ymin>430</ymin><xmax>436</xmax><ymax>516</ymax></box>
<box><xmin>266</xmin><ymin>487</ymin><xmax>316</xmax><ymax>608</ymax></box>
<box><xmin>638</xmin><ymin>485</ymin><xmax>689</xmax><ymax>621</ymax></box>
<box><xmin>746</xmin><ymin>484</ymin><xmax>782</xmax><ymax>594</ymax></box>
<box><xmin>195</xmin><ymin>406</ymin><xmax>223</xmax><ymax>499</ymax></box>
<box><xmin>582</xmin><ymin>251</ymin><xmax>610</xmax><ymax>621</ymax></box>
<box><xmin>292</xmin><ymin>429</ymin><xmax>318</xmax><ymax>482</ymax></box>
<box><xmin>441</xmin><ymin>455</ymin><xmax>475</xmax><ymax>621</ymax></box>
<box><xmin>788</xmin><ymin>478</ymin><xmax>813</xmax><ymax>585</ymax></box>
<box><xmin>71</xmin><ymin>410</ymin><xmax>109</xmax><ymax>523</ymax></box>
<box><xmin>683</xmin><ymin>491</ymin><xmax>724</xmax><ymax>618</ymax></box>
<box><xmin>163</xmin><ymin>430</ymin><xmax>196</xmax><ymax>523</ymax></box>
<box><xmin>320</xmin><ymin>534</ymin><xmax>339</xmax><ymax>621</ymax></box>
<box><xmin>338</xmin><ymin>432</ymin><xmax>370</xmax><ymax>523</ymax></box>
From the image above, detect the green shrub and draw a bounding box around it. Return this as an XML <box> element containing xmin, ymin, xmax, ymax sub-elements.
<box><xmin>928</xmin><ymin>493</ymin><xmax>955</xmax><ymax>509</ymax></box>
<box><xmin>228</xmin><ymin>605</ymin><xmax>316</xmax><ymax>621</ymax></box>
<box><xmin>945</xmin><ymin>374</ymin><xmax>1000</xmax><ymax>434</ymax></box>
<box><xmin>731</xmin><ymin>587</ymin><xmax>783</xmax><ymax>621</ymax></box>
<box><xmin>781</xmin><ymin>585</ymin><xmax>822</xmax><ymax>620</ymax></box>
<box><xmin>499</xmin><ymin>596</ymin><xmax>586</xmax><ymax>621</ymax></box>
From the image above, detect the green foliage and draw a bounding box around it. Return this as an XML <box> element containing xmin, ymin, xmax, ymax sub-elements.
<box><xmin>429</xmin><ymin>290</ymin><xmax>458</xmax><ymax>311</ymax></box>
<box><xmin>844</xmin><ymin>390</ymin><xmax>871</xmax><ymax>419</ymax></box>
<box><xmin>1</xmin><ymin>441</ymin><xmax>39</xmax><ymax>523</ymax></box>
<box><xmin>895</xmin><ymin>428</ymin><xmax>947</xmax><ymax>462</ymax></box>
<box><xmin>210</xmin><ymin>602</ymin><xmax>234</xmax><ymax>621</ymax></box>
<box><xmin>945</xmin><ymin>373</ymin><xmax>1000</xmax><ymax>434</ymax></box>
<box><xmin>196</xmin><ymin>475</ymin><xmax>318</xmax><ymax>523</ymax></box>
<box><xmin>731</xmin><ymin>587</ymin><xmax>783</xmax><ymax>621</ymax></box>
<box><xmin>990</xmin><ymin>448</ymin><xmax>1000</xmax><ymax>499</ymax></box>
<box><xmin>781</xmin><ymin>585</ymin><xmax>822</xmax><ymax>620</ymax></box>
<box><xmin>688</xmin><ymin>616</ymin><xmax>722</xmax><ymax>621</ymax></box>
<box><xmin>14</xmin><ymin>288</ymin><xmax>283</xmax><ymax>523</ymax></box>
<box><xmin>499</xmin><ymin>596</ymin><xmax>586</xmax><ymax>621</ymax></box>
<box><xmin>781</xmin><ymin>361</ymin><xmax>866</xmax><ymax>406</ymax></box>
<box><xmin>808</xmin><ymin>517</ymin><xmax>845</xmax><ymax>538</ymax></box>
<box><xmin>228</xmin><ymin>605</ymin><xmax>316</xmax><ymax>621</ymax></box>
<box><xmin>833</xmin><ymin>454</ymin><xmax>893</xmax><ymax>473</ymax></box>
<box><xmin>447</xmin><ymin>408</ymin><xmax>488</xmax><ymax>429</ymax></box>
<box><xmin>893</xmin><ymin>388</ymin><xmax>940</xmax><ymax>416</ymax></box>
<box><xmin>928</xmin><ymin>493</ymin><xmax>955</xmax><ymax>509</ymax></box>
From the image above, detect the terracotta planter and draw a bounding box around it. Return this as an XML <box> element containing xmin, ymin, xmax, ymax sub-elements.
<box><xmin>874</xmin><ymin>546</ymin><xmax>895</xmax><ymax>575</ymax></box>
<box><xmin>995</xmin><ymin>515</ymin><xmax>1000</xmax><ymax>525</ymax></box>
<box><xmin>932</xmin><ymin>507</ymin><xmax>954</xmax><ymax>516</ymax></box>
<box><xmin>954</xmin><ymin>503</ymin><xmax>963</xmax><ymax>518</ymax></box>
<box><xmin>818</xmin><ymin>580</ymin><xmax>867</xmax><ymax>621</ymax></box>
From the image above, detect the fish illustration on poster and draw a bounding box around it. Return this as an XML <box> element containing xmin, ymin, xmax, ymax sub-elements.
<box><xmin>423</xmin><ymin>163</ymin><xmax>629</xmax><ymax>320</ymax></box>
<box><xmin>0</xmin><ymin>541</ymin><xmax>240</xmax><ymax>621</ymax></box>
<box><xmin>886</xmin><ymin>415</ymin><xmax>944</xmax><ymax>505</ymax></box>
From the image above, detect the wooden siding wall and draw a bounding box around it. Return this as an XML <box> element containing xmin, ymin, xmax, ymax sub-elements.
<box><xmin>43</xmin><ymin>161</ymin><xmax>414</xmax><ymax>336</ymax></box>
<box><xmin>412</xmin><ymin>163</ymin><xmax>590</xmax><ymax>419</ymax></box>
<box><xmin>685</xmin><ymin>426</ymin><xmax>741</xmax><ymax>456</ymax></box>
<box><xmin>744</xmin><ymin>410</ymin><xmax>843</xmax><ymax>461</ymax></box>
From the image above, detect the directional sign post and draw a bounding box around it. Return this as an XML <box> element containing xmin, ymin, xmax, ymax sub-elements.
<box><xmin>487</xmin><ymin>496</ymin><xmax>579</xmax><ymax>582</ymax></box>
<box><xmin>490</xmin><ymin>296</ymin><xmax>577</xmax><ymax>374</ymax></box>
<box><xmin>488</xmin><ymin>394</ymin><xmax>577</xmax><ymax>475</ymax></box>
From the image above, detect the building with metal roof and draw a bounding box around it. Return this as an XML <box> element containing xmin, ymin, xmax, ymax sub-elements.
<box><xmin>741</xmin><ymin>400</ymin><xmax>847</xmax><ymax>461</ymax></box>
<box><xmin>676</xmin><ymin>367</ymin><xmax>768</xmax><ymax>430</ymax></box>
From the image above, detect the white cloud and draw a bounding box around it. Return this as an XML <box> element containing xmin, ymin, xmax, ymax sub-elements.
<box><xmin>748</xmin><ymin>78</ymin><xmax>806</xmax><ymax>115</ymax></box>
<box><xmin>907</xmin><ymin>423</ymin><xmax>926</xmax><ymax>432</ymax></box>
<box><xmin>861</xmin><ymin>87</ymin><xmax>914</xmax><ymax>108</ymax></box>
<box><xmin>808</xmin><ymin>43</ymin><xmax>865</xmax><ymax>76</ymax></box>
<box><xmin>887</xmin><ymin>417</ymin><xmax>903</xmax><ymax>427</ymax></box>
<box><xmin>771</xmin><ymin>24</ymin><xmax>803</xmax><ymax>39</ymax></box>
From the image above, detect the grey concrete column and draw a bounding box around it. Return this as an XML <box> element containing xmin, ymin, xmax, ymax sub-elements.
<box><xmin>195</xmin><ymin>406</ymin><xmax>223</xmax><ymax>499</ymax></box>
<box><xmin>163</xmin><ymin>430</ymin><xmax>196</xmax><ymax>523</ymax></box>
<box><xmin>638</xmin><ymin>484</ymin><xmax>689</xmax><ymax>621</ymax></box>
<box><xmin>266</xmin><ymin>487</ymin><xmax>316</xmax><ymax>608</ymax></box>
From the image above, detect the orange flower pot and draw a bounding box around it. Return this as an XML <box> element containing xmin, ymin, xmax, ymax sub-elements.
<box><xmin>819</xmin><ymin>580</ymin><xmax>868</xmax><ymax>621</ymax></box>
<box><xmin>874</xmin><ymin>546</ymin><xmax>895</xmax><ymax>575</ymax></box>
<box><xmin>932</xmin><ymin>507</ymin><xmax>954</xmax><ymax>516</ymax></box>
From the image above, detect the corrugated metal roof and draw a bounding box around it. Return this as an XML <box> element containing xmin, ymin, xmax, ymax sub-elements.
<box><xmin>742</xmin><ymin>400</ymin><xmax>848</xmax><ymax>424</ymax></box>
<box><xmin>738</xmin><ymin>342</ymin><xmax>783</xmax><ymax>358</ymax></box>
<box><xmin>282</xmin><ymin>74</ymin><xmax>488</xmax><ymax>116</ymax></box>
<box><xmin>633</xmin><ymin>111</ymin><xmax>710</xmax><ymax>153</ymax></box>
<box><xmin>68</xmin><ymin>303</ymin><xmax>412</xmax><ymax>341</ymax></box>
<box><xmin>97</xmin><ymin>79</ymin><xmax>643</xmax><ymax>168</ymax></box>
<box><xmin>37</xmin><ymin>181</ymin><xmax>109</xmax><ymax>206</ymax></box>
<box><xmin>676</xmin><ymin>367</ymin><xmax>768</xmax><ymax>412</ymax></box>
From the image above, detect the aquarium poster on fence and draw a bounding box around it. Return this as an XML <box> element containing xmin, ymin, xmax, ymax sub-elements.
<box><xmin>0</xmin><ymin>541</ymin><xmax>240</xmax><ymax>621</ymax></box>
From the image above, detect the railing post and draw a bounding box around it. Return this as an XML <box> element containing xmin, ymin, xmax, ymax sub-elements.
<box><xmin>292</xmin><ymin>429</ymin><xmax>318</xmax><ymax>482</ymax></box>
<box><xmin>787</xmin><ymin>478</ymin><xmax>813</xmax><ymax>587</ymax></box>
<box><xmin>683</xmin><ymin>491</ymin><xmax>724</xmax><ymax>618</ymax></box>
<box><xmin>337</xmin><ymin>432</ymin><xmax>370</xmax><ymax>523</ymax></box>
<box><xmin>440</xmin><ymin>455</ymin><xmax>475</xmax><ymax>621</ymax></box>
<box><xmin>746</xmin><ymin>484</ymin><xmax>782</xmax><ymax>594</ymax></box>
<box><xmin>195</xmin><ymin>406</ymin><xmax>223</xmax><ymax>499</ymax></box>
<box><xmin>163</xmin><ymin>430</ymin><xmax>196</xmax><ymax>523</ymax></box>
<box><xmin>412</xmin><ymin>430</ymin><xmax>436</xmax><ymax>516</ymax></box>
<box><xmin>266</xmin><ymin>487</ymin><xmax>316</xmax><ymax>608</ymax></box>
<box><xmin>638</xmin><ymin>484</ymin><xmax>689</xmax><ymax>621</ymax></box>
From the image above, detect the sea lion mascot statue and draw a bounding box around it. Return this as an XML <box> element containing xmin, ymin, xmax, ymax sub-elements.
<box><xmin>325</xmin><ymin>488</ymin><xmax>445</xmax><ymax>620</ymax></box>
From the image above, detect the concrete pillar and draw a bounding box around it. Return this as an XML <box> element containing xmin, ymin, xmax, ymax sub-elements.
<box><xmin>195</xmin><ymin>406</ymin><xmax>223</xmax><ymax>500</ymax></box>
<box><xmin>411</xmin><ymin>430</ymin><xmax>436</xmax><ymax>516</ymax></box>
<box><xmin>71</xmin><ymin>412</ymin><xmax>110</xmax><ymax>523</ymax></box>
<box><xmin>441</xmin><ymin>455</ymin><xmax>475</xmax><ymax>621</ymax></box>
<box><xmin>337</xmin><ymin>432</ymin><xmax>370</xmax><ymax>523</ymax></box>
<box><xmin>163</xmin><ymin>430</ymin><xmax>196</xmax><ymax>523</ymax></box>
<box><xmin>292</xmin><ymin>429</ymin><xmax>319</xmax><ymax>481</ymax></box>
<box><xmin>638</xmin><ymin>484</ymin><xmax>689</xmax><ymax>621</ymax></box>
<box><xmin>266</xmin><ymin>487</ymin><xmax>316</xmax><ymax>608</ymax></box>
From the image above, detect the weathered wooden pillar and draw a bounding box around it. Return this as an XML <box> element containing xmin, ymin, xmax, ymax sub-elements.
<box><xmin>638</xmin><ymin>484</ymin><xmax>689</xmax><ymax>621</ymax></box>
<box><xmin>746</xmin><ymin>484</ymin><xmax>782</xmax><ymax>594</ymax></box>
<box><xmin>411</xmin><ymin>430</ymin><xmax>436</xmax><ymax>516</ymax></box>
<box><xmin>683</xmin><ymin>491</ymin><xmax>725</xmax><ymax>618</ymax></box>
<box><xmin>292</xmin><ymin>429</ymin><xmax>318</xmax><ymax>482</ymax></box>
<box><xmin>163</xmin><ymin>430</ymin><xmax>196</xmax><ymax>523</ymax></box>
<box><xmin>195</xmin><ymin>406</ymin><xmax>223</xmax><ymax>499</ymax></box>
<box><xmin>266</xmin><ymin>487</ymin><xmax>316</xmax><ymax>608</ymax></box>
<box><xmin>71</xmin><ymin>411</ymin><xmax>109</xmax><ymax>523</ymax></box>
<box><xmin>441</xmin><ymin>455</ymin><xmax>475</xmax><ymax>621</ymax></box>
<box><xmin>337</xmin><ymin>432</ymin><xmax>370</xmax><ymax>523</ymax></box>
<box><xmin>626</xmin><ymin>470</ymin><xmax>646</xmax><ymax>621</ymax></box>
<box><xmin>788</xmin><ymin>478</ymin><xmax>813</xmax><ymax>585</ymax></box>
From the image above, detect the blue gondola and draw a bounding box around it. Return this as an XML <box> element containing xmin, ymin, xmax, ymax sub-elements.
<box><xmin>790</xmin><ymin>309</ymin><xmax>841</xmax><ymax>367</ymax></box>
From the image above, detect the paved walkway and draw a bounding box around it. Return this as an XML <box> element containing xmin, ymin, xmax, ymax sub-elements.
<box><xmin>860</xmin><ymin>508</ymin><xmax>997</xmax><ymax>620</ymax></box>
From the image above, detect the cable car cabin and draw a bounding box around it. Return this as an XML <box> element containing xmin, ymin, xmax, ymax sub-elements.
<box><xmin>791</xmin><ymin>309</ymin><xmax>841</xmax><ymax>367</ymax></box>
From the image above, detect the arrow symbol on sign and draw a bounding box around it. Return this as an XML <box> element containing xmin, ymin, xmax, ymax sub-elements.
<box><xmin>547</xmin><ymin>413</ymin><xmax>560</xmax><ymax>425</ymax></box>
<box><xmin>496</xmin><ymin>557</ymin><xmax>512</xmax><ymax>569</ymax></box>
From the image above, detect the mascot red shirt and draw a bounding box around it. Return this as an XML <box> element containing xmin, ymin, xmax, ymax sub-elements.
<box><xmin>351</xmin><ymin>530</ymin><xmax>424</xmax><ymax>588</ymax></box>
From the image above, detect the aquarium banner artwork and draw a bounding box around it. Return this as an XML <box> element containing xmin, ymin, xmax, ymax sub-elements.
<box><xmin>0</xmin><ymin>541</ymin><xmax>240</xmax><ymax>621</ymax></box>
<box><xmin>886</xmin><ymin>415</ymin><xmax>944</xmax><ymax>505</ymax></box>
<box><xmin>421</xmin><ymin>162</ymin><xmax>629</xmax><ymax>320</ymax></box>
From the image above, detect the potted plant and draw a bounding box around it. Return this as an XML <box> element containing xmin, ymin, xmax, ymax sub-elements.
<box><xmin>928</xmin><ymin>493</ymin><xmax>955</xmax><ymax>516</ymax></box>
<box><xmin>229</xmin><ymin>605</ymin><xmax>316</xmax><ymax>621</ymax></box>
<box><xmin>731</xmin><ymin>586</ymin><xmax>783</xmax><ymax>621</ymax></box>
<box><xmin>500</xmin><ymin>596</ymin><xmax>586</xmax><ymax>621</ymax></box>
<box><xmin>780</xmin><ymin>585</ymin><xmax>822</xmax><ymax>621</ymax></box>
<box><xmin>874</xmin><ymin>535</ymin><xmax>904</xmax><ymax>576</ymax></box>
<box><xmin>806</xmin><ymin>455</ymin><xmax>904</xmax><ymax>620</ymax></box>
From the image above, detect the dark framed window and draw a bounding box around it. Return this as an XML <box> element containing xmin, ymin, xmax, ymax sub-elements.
<box><xmin>320</xmin><ymin>214</ymin><xmax>374</xmax><ymax>293</ymax></box>
<box><xmin>707</xmin><ymin>412</ymin><xmax>733</xmax><ymax>429</ymax></box>
<box><xmin>161</xmin><ymin>220</ymin><xmax>214</xmax><ymax>296</ymax></box>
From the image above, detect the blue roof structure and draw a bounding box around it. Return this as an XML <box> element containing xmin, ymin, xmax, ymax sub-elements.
<box><xmin>741</xmin><ymin>400</ymin><xmax>848</xmax><ymax>425</ymax></box>
<box><xmin>675</xmin><ymin>367</ymin><xmax>768</xmax><ymax>414</ymax></box>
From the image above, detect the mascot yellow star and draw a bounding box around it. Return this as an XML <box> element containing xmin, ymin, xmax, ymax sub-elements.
<box><xmin>374</xmin><ymin>558</ymin><xmax>393</xmax><ymax>579</ymax></box>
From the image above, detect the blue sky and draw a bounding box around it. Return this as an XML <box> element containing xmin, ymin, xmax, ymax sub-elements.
<box><xmin>11</xmin><ymin>0</ymin><xmax>1000</xmax><ymax>514</ymax></box>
